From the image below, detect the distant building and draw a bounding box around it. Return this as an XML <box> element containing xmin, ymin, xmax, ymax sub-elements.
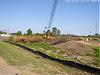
<box><xmin>0</xmin><ymin>34</ymin><xmax>12</xmax><ymax>41</ymax></box>
<box><xmin>10</xmin><ymin>33</ymin><xmax>17</xmax><ymax>36</ymax></box>
<box><xmin>0</xmin><ymin>34</ymin><xmax>11</xmax><ymax>37</ymax></box>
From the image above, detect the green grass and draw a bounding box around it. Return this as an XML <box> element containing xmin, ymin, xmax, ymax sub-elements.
<box><xmin>0</xmin><ymin>41</ymin><xmax>88</xmax><ymax>75</ymax></box>
<box><xmin>94</xmin><ymin>47</ymin><xmax>100</xmax><ymax>60</ymax></box>
<box><xmin>93</xmin><ymin>46</ymin><xmax>100</xmax><ymax>65</ymax></box>
<box><xmin>20</xmin><ymin>42</ymin><xmax>74</xmax><ymax>61</ymax></box>
<box><xmin>21</xmin><ymin>42</ymin><xmax>58</xmax><ymax>51</ymax></box>
<box><xmin>20</xmin><ymin>42</ymin><xmax>100</xmax><ymax>68</ymax></box>
<box><xmin>90</xmin><ymin>46</ymin><xmax>100</xmax><ymax>66</ymax></box>
<box><xmin>0</xmin><ymin>41</ymin><xmax>37</xmax><ymax>66</ymax></box>
<box><xmin>30</xmin><ymin>42</ymin><xmax>57</xmax><ymax>50</ymax></box>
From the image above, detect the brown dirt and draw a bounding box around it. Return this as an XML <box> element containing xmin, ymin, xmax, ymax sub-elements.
<box><xmin>54</xmin><ymin>41</ymin><xmax>95</xmax><ymax>67</ymax></box>
<box><xmin>77</xmin><ymin>41</ymin><xmax>92</xmax><ymax>46</ymax></box>
<box><xmin>88</xmin><ymin>41</ymin><xmax>100</xmax><ymax>46</ymax></box>
<box><xmin>54</xmin><ymin>41</ymin><xmax>92</xmax><ymax>55</ymax></box>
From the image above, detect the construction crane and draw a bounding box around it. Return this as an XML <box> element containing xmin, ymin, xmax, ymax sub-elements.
<box><xmin>96</xmin><ymin>0</ymin><xmax>99</xmax><ymax>35</ymax></box>
<box><xmin>44</xmin><ymin>0</ymin><xmax>58</xmax><ymax>38</ymax></box>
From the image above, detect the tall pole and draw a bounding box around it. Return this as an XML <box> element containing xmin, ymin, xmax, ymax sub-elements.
<box><xmin>96</xmin><ymin>0</ymin><xmax>99</xmax><ymax>35</ymax></box>
<box><xmin>47</xmin><ymin>0</ymin><xmax>58</xmax><ymax>31</ymax></box>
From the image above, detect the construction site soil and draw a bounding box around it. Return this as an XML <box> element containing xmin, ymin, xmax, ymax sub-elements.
<box><xmin>54</xmin><ymin>41</ymin><xmax>100</xmax><ymax>69</ymax></box>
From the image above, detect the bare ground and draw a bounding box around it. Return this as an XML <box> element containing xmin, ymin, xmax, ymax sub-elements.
<box><xmin>54</xmin><ymin>41</ymin><xmax>96</xmax><ymax>67</ymax></box>
<box><xmin>54</xmin><ymin>41</ymin><xmax>92</xmax><ymax>54</ymax></box>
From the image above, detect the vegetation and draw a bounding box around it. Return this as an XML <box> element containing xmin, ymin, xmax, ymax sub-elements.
<box><xmin>0</xmin><ymin>31</ymin><xmax>2</xmax><ymax>34</ymax></box>
<box><xmin>20</xmin><ymin>42</ymin><xmax>74</xmax><ymax>61</ymax></box>
<box><xmin>57</xmin><ymin>29</ymin><xmax>60</xmax><ymax>36</ymax></box>
<box><xmin>6</xmin><ymin>33</ymin><xmax>100</xmax><ymax>69</ymax></box>
<box><xmin>16</xmin><ymin>31</ymin><xmax>22</xmax><ymax>36</ymax></box>
<box><xmin>52</xmin><ymin>27</ymin><xmax>60</xmax><ymax>36</ymax></box>
<box><xmin>0</xmin><ymin>41</ymin><xmax>35</xmax><ymax>65</ymax></box>
<box><xmin>0</xmin><ymin>31</ymin><xmax>6</xmax><ymax>34</ymax></box>
<box><xmin>52</xmin><ymin>27</ymin><xmax>57</xmax><ymax>35</ymax></box>
<box><xmin>27</xmin><ymin>28</ymin><xmax>32</xmax><ymax>35</ymax></box>
<box><xmin>93</xmin><ymin>46</ymin><xmax>100</xmax><ymax>65</ymax></box>
<box><xmin>19</xmin><ymin>41</ymin><xmax>100</xmax><ymax>68</ymax></box>
<box><xmin>0</xmin><ymin>41</ymin><xmax>88</xmax><ymax>75</ymax></box>
<box><xmin>8</xmin><ymin>36</ymin><xmax>14</xmax><ymax>42</ymax></box>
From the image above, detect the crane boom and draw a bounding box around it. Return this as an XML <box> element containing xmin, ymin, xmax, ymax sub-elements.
<box><xmin>47</xmin><ymin>0</ymin><xmax>58</xmax><ymax>31</ymax></box>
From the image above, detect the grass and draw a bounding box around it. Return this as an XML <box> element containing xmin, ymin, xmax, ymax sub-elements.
<box><xmin>94</xmin><ymin>47</ymin><xmax>100</xmax><ymax>60</ymax></box>
<box><xmin>20</xmin><ymin>42</ymin><xmax>74</xmax><ymax>61</ymax></box>
<box><xmin>92</xmin><ymin>46</ymin><xmax>100</xmax><ymax>66</ymax></box>
<box><xmin>0</xmin><ymin>41</ymin><xmax>89</xmax><ymax>75</ymax></box>
<box><xmin>88</xmin><ymin>45</ymin><xmax>100</xmax><ymax>67</ymax></box>
<box><xmin>20</xmin><ymin>42</ymin><xmax>58</xmax><ymax>51</ymax></box>
<box><xmin>20</xmin><ymin>42</ymin><xmax>100</xmax><ymax>69</ymax></box>
<box><xmin>29</xmin><ymin>42</ymin><xmax>57</xmax><ymax>50</ymax></box>
<box><xmin>0</xmin><ymin>41</ymin><xmax>36</xmax><ymax>66</ymax></box>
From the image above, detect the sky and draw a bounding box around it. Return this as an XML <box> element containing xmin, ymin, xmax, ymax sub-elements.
<box><xmin>0</xmin><ymin>0</ymin><xmax>99</xmax><ymax>35</ymax></box>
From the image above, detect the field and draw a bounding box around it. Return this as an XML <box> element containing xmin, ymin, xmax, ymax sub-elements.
<box><xmin>0</xmin><ymin>0</ymin><xmax>99</xmax><ymax>74</ymax></box>
<box><xmin>0</xmin><ymin>41</ymin><xmax>94</xmax><ymax>75</ymax></box>
<box><xmin>20</xmin><ymin>42</ymin><xmax>74</xmax><ymax>61</ymax></box>
<box><xmin>19</xmin><ymin>40</ymin><xmax>100</xmax><ymax>69</ymax></box>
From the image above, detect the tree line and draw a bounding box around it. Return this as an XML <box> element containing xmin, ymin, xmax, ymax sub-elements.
<box><xmin>13</xmin><ymin>27</ymin><xmax>61</xmax><ymax>36</ymax></box>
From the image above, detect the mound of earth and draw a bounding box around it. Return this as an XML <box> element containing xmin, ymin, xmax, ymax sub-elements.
<box><xmin>54</xmin><ymin>41</ymin><xmax>92</xmax><ymax>55</ymax></box>
<box><xmin>54</xmin><ymin>41</ymin><xmax>96</xmax><ymax>67</ymax></box>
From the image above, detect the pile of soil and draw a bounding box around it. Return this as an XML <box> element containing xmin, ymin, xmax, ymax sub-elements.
<box><xmin>54</xmin><ymin>41</ymin><xmax>92</xmax><ymax>55</ymax></box>
<box><xmin>54</xmin><ymin>41</ymin><xmax>96</xmax><ymax>67</ymax></box>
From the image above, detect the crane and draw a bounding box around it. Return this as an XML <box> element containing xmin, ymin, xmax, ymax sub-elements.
<box><xmin>45</xmin><ymin>0</ymin><xmax>58</xmax><ymax>38</ymax></box>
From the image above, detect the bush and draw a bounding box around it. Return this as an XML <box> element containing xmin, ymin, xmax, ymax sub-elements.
<box><xmin>8</xmin><ymin>36</ymin><xmax>14</xmax><ymax>42</ymax></box>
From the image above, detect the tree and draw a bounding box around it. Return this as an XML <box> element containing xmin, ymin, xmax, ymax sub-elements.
<box><xmin>52</xmin><ymin>27</ymin><xmax>61</xmax><ymax>36</ymax></box>
<box><xmin>57</xmin><ymin>29</ymin><xmax>60</xmax><ymax>36</ymax></box>
<box><xmin>16</xmin><ymin>31</ymin><xmax>22</xmax><ymax>36</ymax></box>
<box><xmin>52</xmin><ymin>27</ymin><xmax>57</xmax><ymax>35</ymax></box>
<box><xmin>27</xmin><ymin>28</ymin><xmax>32</xmax><ymax>35</ymax></box>
<box><xmin>0</xmin><ymin>31</ymin><xmax>2</xmax><ymax>34</ymax></box>
<box><xmin>95</xmin><ymin>33</ymin><xmax>99</xmax><ymax>36</ymax></box>
<box><xmin>0</xmin><ymin>31</ymin><xmax>6</xmax><ymax>34</ymax></box>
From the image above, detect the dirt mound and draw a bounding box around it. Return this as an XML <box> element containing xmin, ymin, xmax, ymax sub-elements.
<box><xmin>54</xmin><ymin>41</ymin><xmax>92</xmax><ymax>55</ymax></box>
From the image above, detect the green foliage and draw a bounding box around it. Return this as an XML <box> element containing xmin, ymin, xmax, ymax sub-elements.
<box><xmin>94</xmin><ymin>47</ymin><xmax>100</xmax><ymax>61</ymax></box>
<box><xmin>0</xmin><ymin>31</ymin><xmax>2</xmax><ymax>34</ymax></box>
<box><xmin>52</xmin><ymin>27</ymin><xmax>57</xmax><ymax>35</ymax></box>
<box><xmin>57</xmin><ymin>29</ymin><xmax>60</xmax><ymax>36</ymax></box>
<box><xmin>0</xmin><ymin>41</ymin><xmax>36</xmax><ymax>65</ymax></box>
<box><xmin>20</xmin><ymin>42</ymin><xmax>74</xmax><ymax>61</ymax></box>
<box><xmin>16</xmin><ymin>31</ymin><xmax>22</xmax><ymax>36</ymax></box>
<box><xmin>95</xmin><ymin>34</ymin><xmax>99</xmax><ymax>36</ymax></box>
<box><xmin>21</xmin><ymin>42</ymin><xmax>58</xmax><ymax>50</ymax></box>
<box><xmin>8</xmin><ymin>36</ymin><xmax>14</xmax><ymax>42</ymax></box>
<box><xmin>52</xmin><ymin>27</ymin><xmax>60</xmax><ymax>36</ymax></box>
<box><xmin>0</xmin><ymin>31</ymin><xmax>6</xmax><ymax>34</ymax></box>
<box><xmin>90</xmin><ymin>46</ymin><xmax>100</xmax><ymax>66</ymax></box>
<box><xmin>27</xmin><ymin>28</ymin><xmax>32</xmax><ymax>35</ymax></box>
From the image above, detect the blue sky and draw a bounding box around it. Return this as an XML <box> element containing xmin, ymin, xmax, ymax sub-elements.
<box><xmin>0</xmin><ymin>0</ymin><xmax>99</xmax><ymax>35</ymax></box>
